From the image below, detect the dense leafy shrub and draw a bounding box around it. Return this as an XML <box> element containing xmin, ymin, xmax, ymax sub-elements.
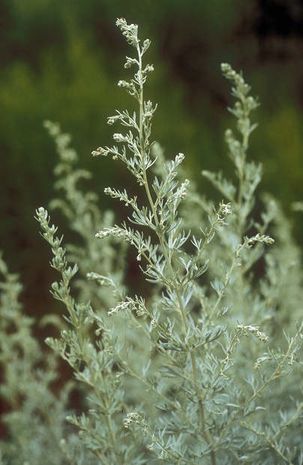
<box><xmin>1</xmin><ymin>19</ymin><xmax>303</xmax><ymax>465</ymax></box>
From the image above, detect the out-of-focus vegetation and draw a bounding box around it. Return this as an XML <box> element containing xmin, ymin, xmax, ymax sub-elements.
<box><xmin>1</xmin><ymin>0</ymin><xmax>303</xmax><ymax>314</ymax></box>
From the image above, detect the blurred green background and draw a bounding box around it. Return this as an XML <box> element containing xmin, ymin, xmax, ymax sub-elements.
<box><xmin>1</xmin><ymin>0</ymin><xmax>303</xmax><ymax>315</ymax></box>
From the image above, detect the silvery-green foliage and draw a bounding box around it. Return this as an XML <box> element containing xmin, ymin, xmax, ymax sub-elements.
<box><xmin>261</xmin><ymin>196</ymin><xmax>303</xmax><ymax>330</ymax></box>
<box><xmin>3</xmin><ymin>18</ymin><xmax>303</xmax><ymax>465</ymax></box>
<box><xmin>43</xmin><ymin>121</ymin><xmax>147</xmax><ymax>416</ymax></box>
<box><xmin>36</xmin><ymin>206</ymin><xmax>144</xmax><ymax>464</ymax></box>
<box><xmin>0</xmin><ymin>119</ymin><xmax>129</xmax><ymax>464</ymax></box>
<box><xmin>0</xmin><ymin>253</ymin><xmax>71</xmax><ymax>465</ymax></box>
<box><xmin>44</xmin><ymin>120</ymin><xmax>126</xmax><ymax>308</ymax></box>
<box><xmin>201</xmin><ymin>64</ymin><xmax>268</xmax><ymax>320</ymax></box>
<box><xmin>89</xmin><ymin>19</ymin><xmax>303</xmax><ymax>464</ymax></box>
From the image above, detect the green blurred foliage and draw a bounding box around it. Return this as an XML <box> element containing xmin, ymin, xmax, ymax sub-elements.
<box><xmin>1</xmin><ymin>0</ymin><xmax>303</xmax><ymax>312</ymax></box>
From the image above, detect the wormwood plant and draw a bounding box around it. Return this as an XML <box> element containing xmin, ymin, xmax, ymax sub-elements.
<box><xmin>1</xmin><ymin>18</ymin><xmax>303</xmax><ymax>465</ymax></box>
<box><xmin>43</xmin><ymin>120</ymin><xmax>126</xmax><ymax>307</ymax></box>
<box><xmin>0</xmin><ymin>254</ymin><xmax>70</xmax><ymax>465</ymax></box>
<box><xmin>0</xmin><ymin>113</ymin><xmax>125</xmax><ymax>464</ymax></box>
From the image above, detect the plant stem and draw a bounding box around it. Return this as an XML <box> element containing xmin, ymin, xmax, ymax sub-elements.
<box><xmin>136</xmin><ymin>42</ymin><xmax>216</xmax><ymax>465</ymax></box>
